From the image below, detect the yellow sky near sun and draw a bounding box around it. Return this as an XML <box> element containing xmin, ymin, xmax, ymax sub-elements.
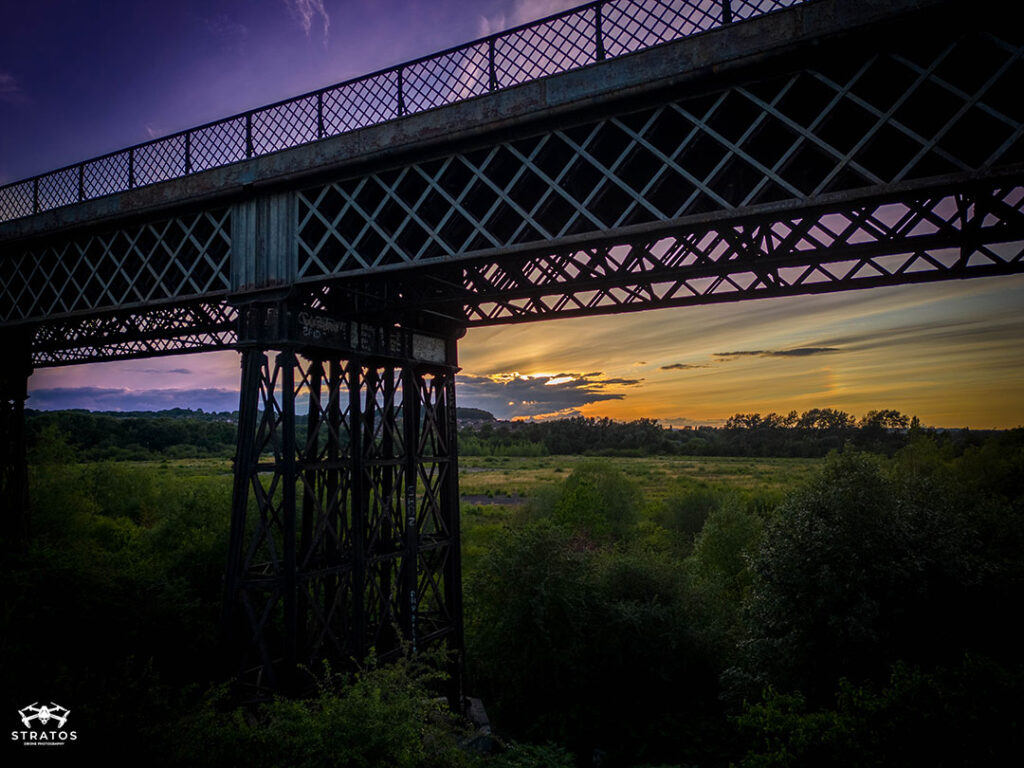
<box><xmin>458</xmin><ymin>275</ymin><xmax>1024</xmax><ymax>428</ymax></box>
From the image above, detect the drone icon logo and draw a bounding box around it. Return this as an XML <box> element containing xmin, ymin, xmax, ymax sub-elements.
<box><xmin>12</xmin><ymin>702</ymin><xmax>77</xmax><ymax>746</ymax></box>
<box><xmin>18</xmin><ymin>703</ymin><xmax>70</xmax><ymax>729</ymax></box>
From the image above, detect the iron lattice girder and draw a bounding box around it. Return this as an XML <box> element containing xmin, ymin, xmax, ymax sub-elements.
<box><xmin>0</xmin><ymin>208</ymin><xmax>231</xmax><ymax>325</ymax></box>
<box><xmin>29</xmin><ymin>300</ymin><xmax>237</xmax><ymax>368</ymax></box>
<box><xmin>293</xmin><ymin>16</ymin><xmax>1024</xmax><ymax>281</ymax></box>
<box><xmin>223</xmin><ymin>344</ymin><xmax>462</xmax><ymax>694</ymax></box>
<box><xmin>14</xmin><ymin>178</ymin><xmax>1024</xmax><ymax>366</ymax></box>
<box><xmin>297</xmin><ymin>179</ymin><xmax>1024</xmax><ymax>325</ymax></box>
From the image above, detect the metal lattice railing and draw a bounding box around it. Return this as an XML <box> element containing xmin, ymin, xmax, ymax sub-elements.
<box><xmin>0</xmin><ymin>0</ymin><xmax>804</xmax><ymax>223</ymax></box>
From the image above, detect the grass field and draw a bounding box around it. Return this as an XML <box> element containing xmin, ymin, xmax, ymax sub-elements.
<box><xmin>136</xmin><ymin>453</ymin><xmax>820</xmax><ymax>505</ymax></box>
<box><xmin>457</xmin><ymin>454</ymin><xmax>820</xmax><ymax>500</ymax></box>
<box><xmin>115</xmin><ymin>454</ymin><xmax>821</xmax><ymax>574</ymax></box>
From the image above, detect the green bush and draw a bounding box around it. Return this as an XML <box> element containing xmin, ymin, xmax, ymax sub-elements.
<box><xmin>551</xmin><ymin>461</ymin><xmax>640</xmax><ymax>540</ymax></box>
<box><xmin>169</xmin><ymin>652</ymin><xmax>475</xmax><ymax>768</ymax></box>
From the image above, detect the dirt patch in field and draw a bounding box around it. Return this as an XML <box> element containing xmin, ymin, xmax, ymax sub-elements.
<box><xmin>461</xmin><ymin>494</ymin><xmax>527</xmax><ymax>506</ymax></box>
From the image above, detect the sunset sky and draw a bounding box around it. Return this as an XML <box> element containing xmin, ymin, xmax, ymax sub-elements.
<box><xmin>3</xmin><ymin>0</ymin><xmax>1023</xmax><ymax>428</ymax></box>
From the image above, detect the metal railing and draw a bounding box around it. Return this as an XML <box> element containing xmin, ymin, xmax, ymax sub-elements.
<box><xmin>0</xmin><ymin>0</ymin><xmax>804</xmax><ymax>223</ymax></box>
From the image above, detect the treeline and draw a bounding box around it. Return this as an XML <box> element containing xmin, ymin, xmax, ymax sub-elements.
<box><xmin>28</xmin><ymin>406</ymin><xmax>1008</xmax><ymax>461</ymax></box>
<box><xmin>461</xmin><ymin>409</ymin><xmax>1000</xmax><ymax>458</ymax></box>
<box><xmin>26</xmin><ymin>408</ymin><xmax>239</xmax><ymax>460</ymax></box>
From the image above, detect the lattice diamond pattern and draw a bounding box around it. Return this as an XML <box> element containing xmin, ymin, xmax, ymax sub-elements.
<box><xmin>498</xmin><ymin>8</ymin><xmax>597</xmax><ymax>87</ymax></box>
<box><xmin>295</xmin><ymin>27</ymin><xmax>1023</xmax><ymax>280</ymax></box>
<box><xmin>453</xmin><ymin>184</ymin><xmax>1024</xmax><ymax>324</ymax></box>
<box><xmin>191</xmin><ymin>118</ymin><xmax>247</xmax><ymax>171</ymax></box>
<box><xmin>732</xmin><ymin>0</ymin><xmax>801</xmax><ymax>21</ymax></box>
<box><xmin>404</xmin><ymin>44</ymin><xmax>490</xmax><ymax>113</ymax></box>
<box><xmin>36</xmin><ymin>168</ymin><xmax>78</xmax><ymax>211</ymax></box>
<box><xmin>253</xmin><ymin>96</ymin><xmax>319</xmax><ymax>155</ymax></box>
<box><xmin>30</xmin><ymin>301</ymin><xmax>236</xmax><ymax>366</ymax></box>
<box><xmin>0</xmin><ymin>209</ymin><xmax>230</xmax><ymax>322</ymax></box>
<box><xmin>82</xmin><ymin>154</ymin><xmax>129</xmax><ymax>200</ymax></box>
<box><xmin>134</xmin><ymin>135</ymin><xmax>187</xmax><ymax>185</ymax></box>
<box><xmin>603</xmin><ymin>0</ymin><xmax>721</xmax><ymax>57</ymax></box>
<box><xmin>0</xmin><ymin>181</ymin><xmax>33</xmax><ymax>221</ymax></box>
<box><xmin>323</xmin><ymin>71</ymin><xmax>400</xmax><ymax>134</ymax></box>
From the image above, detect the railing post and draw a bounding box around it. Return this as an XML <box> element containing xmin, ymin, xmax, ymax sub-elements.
<box><xmin>317</xmin><ymin>92</ymin><xmax>325</xmax><ymax>139</ymax></box>
<box><xmin>722</xmin><ymin>0</ymin><xmax>733</xmax><ymax>24</ymax></box>
<box><xmin>595</xmin><ymin>4</ymin><xmax>606</xmax><ymax>62</ymax></box>
<box><xmin>185</xmin><ymin>132</ymin><xmax>192</xmax><ymax>175</ymax></box>
<box><xmin>488</xmin><ymin>38</ymin><xmax>498</xmax><ymax>91</ymax></box>
<box><xmin>77</xmin><ymin>165</ymin><xmax>85</xmax><ymax>202</ymax></box>
<box><xmin>128</xmin><ymin>149</ymin><xmax>135</xmax><ymax>189</ymax></box>
<box><xmin>32</xmin><ymin>178</ymin><xmax>39</xmax><ymax>214</ymax></box>
<box><xmin>246</xmin><ymin>113</ymin><xmax>254</xmax><ymax>158</ymax></box>
<box><xmin>397</xmin><ymin>68</ymin><xmax>406</xmax><ymax>117</ymax></box>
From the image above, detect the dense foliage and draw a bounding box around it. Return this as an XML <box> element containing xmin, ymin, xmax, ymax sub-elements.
<box><xmin>4</xmin><ymin>416</ymin><xmax>1022</xmax><ymax>765</ymax></box>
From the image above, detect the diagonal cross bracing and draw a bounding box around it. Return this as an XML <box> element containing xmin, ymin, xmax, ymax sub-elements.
<box><xmin>292</xmin><ymin>20</ymin><xmax>1024</xmax><ymax>282</ymax></box>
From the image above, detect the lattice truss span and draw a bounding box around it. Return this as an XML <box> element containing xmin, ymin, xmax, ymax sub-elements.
<box><xmin>0</xmin><ymin>208</ymin><xmax>231</xmax><ymax>324</ymax></box>
<box><xmin>30</xmin><ymin>301</ymin><xmax>237</xmax><ymax>367</ymax></box>
<box><xmin>461</xmin><ymin>184</ymin><xmax>1024</xmax><ymax>322</ymax></box>
<box><xmin>224</xmin><ymin>350</ymin><xmax>462</xmax><ymax>692</ymax></box>
<box><xmin>298</xmin><ymin>182</ymin><xmax>1024</xmax><ymax>325</ymax></box>
<box><xmin>294</xmin><ymin>18</ymin><xmax>1024</xmax><ymax>280</ymax></box>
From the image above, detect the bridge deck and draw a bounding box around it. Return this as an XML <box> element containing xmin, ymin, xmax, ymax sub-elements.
<box><xmin>1</xmin><ymin>0</ymin><xmax>1022</xmax><ymax>367</ymax></box>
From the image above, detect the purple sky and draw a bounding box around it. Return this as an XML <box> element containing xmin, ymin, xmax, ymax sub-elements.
<box><xmin>0</xmin><ymin>0</ymin><xmax>578</xmax><ymax>183</ymax></box>
<box><xmin>4</xmin><ymin>0</ymin><xmax>1024</xmax><ymax>427</ymax></box>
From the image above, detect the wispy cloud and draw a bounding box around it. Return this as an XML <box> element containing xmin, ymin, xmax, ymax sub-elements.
<box><xmin>457</xmin><ymin>371</ymin><xmax>640</xmax><ymax>420</ymax></box>
<box><xmin>478</xmin><ymin>0</ymin><xmax>580</xmax><ymax>36</ymax></box>
<box><xmin>285</xmin><ymin>0</ymin><xmax>330</xmax><ymax>42</ymax></box>
<box><xmin>0</xmin><ymin>71</ymin><xmax>23</xmax><ymax>102</ymax></box>
<box><xmin>205</xmin><ymin>13</ymin><xmax>249</xmax><ymax>46</ymax></box>
<box><xmin>714</xmin><ymin>347</ymin><xmax>841</xmax><ymax>359</ymax></box>
<box><xmin>660</xmin><ymin>363</ymin><xmax>708</xmax><ymax>370</ymax></box>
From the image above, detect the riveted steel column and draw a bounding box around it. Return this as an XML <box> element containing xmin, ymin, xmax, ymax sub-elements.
<box><xmin>221</xmin><ymin>345</ymin><xmax>272</xmax><ymax>688</ymax></box>
<box><xmin>348</xmin><ymin>359</ymin><xmax>367</xmax><ymax>659</ymax></box>
<box><xmin>0</xmin><ymin>327</ymin><xmax>32</xmax><ymax>547</ymax></box>
<box><xmin>279</xmin><ymin>348</ymin><xmax>299</xmax><ymax>684</ymax></box>
<box><xmin>440</xmin><ymin>364</ymin><xmax>465</xmax><ymax>709</ymax></box>
<box><xmin>402</xmin><ymin>364</ymin><xmax>419</xmax><ymax>653</ymax></box>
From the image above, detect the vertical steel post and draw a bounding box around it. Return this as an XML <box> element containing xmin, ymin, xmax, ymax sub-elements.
<box><xmin>0</xmin><ymin>328</ymin><xmax>32</xmax><ymax>547</ymax></box>
<box><xmin>402</xmin><ymin>366</ymin><xmax>419</xmax><ymax>652</ymax></box>
<box><xmin>488</xmin><ymin>38</ymin><xmax>498</xmax><ymax>91</ymax></box>
<box><xmin>440</xmin><ymin>367</ymin><xmax>465</xmax><ymax>709</ymax></box>
<box><xmin>317</xmin><ymin>92</ymin><xmax>325</xmax><ymax>139</ymax></box>
<box><xmin>221</xmin><ymin>348</ymin><xmax>266</xmax><ymax>681</ymax></box>
<box><xmin>348</xmin><ymin>360</ymin><xmax>367</xmax><ymax>658</ymax></box>
<box><xmin>397</xmin><ymin>68</ymin><xmax>407</xmax><ymax>117</ymax></box>
<box><xmin>595</xmin><ymin>5</ymin><xmax>606</xmax><ymax>62</ymax></box>
<box><xmin>280</xmin><ymin>350</ymin><xmax>298</xmax><ymax>684</ymax></box>
<box><xmin>722</xmin><ymin>0</ymin><xmax>733</xmax><ymax>25</ymax></box>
